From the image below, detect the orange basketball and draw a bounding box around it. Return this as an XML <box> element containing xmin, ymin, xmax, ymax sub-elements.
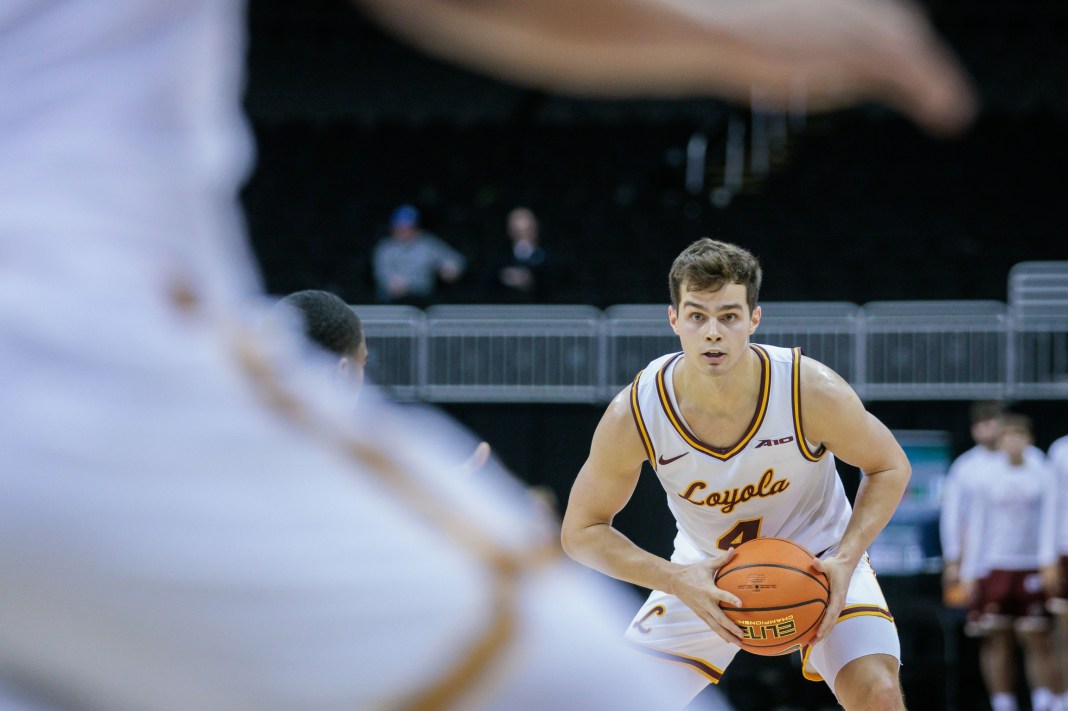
<box><xmin>714</xmin><ymin>537</ymin><xmax>829</xmax><ymax>656</ymax></box>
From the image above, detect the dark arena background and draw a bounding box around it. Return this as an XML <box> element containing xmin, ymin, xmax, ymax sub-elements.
<box><xmin>241</xmin><ymin>1</ymin><xmax>1067</xmax><ymax>709</ymax></box>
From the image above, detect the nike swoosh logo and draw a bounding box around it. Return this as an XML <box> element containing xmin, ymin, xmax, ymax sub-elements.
<box><xmin>657</xmin><ymin>452</ymin><xmax>689</xmax><ymax>465</ymax></box>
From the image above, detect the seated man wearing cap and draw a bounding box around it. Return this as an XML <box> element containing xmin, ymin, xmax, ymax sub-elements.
<box><xmin>372</xmin><ymin>204</ymin><xmax>466</xmax><ymax>306</ymax></box>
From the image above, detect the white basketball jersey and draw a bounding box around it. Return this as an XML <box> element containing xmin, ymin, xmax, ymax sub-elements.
<box><xmin>1050</xmin><ymin>435</ymin><xmax>1068</xmax><ymax>555</ymax></box>
<box><xmin>961</xmin><ymin>456</ymin><xmax>1058</xmax><ymax>574</ymax></box>
<box><xmin>630</xmin><ymin>345</ymin><xmax>852</xmax><ymax>561</ymax></box>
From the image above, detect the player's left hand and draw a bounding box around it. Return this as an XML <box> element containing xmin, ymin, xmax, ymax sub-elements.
<box><xmin>811</xmin><ymin>551</ymin><xmax>857</xmax><ymax>642</ymax></box>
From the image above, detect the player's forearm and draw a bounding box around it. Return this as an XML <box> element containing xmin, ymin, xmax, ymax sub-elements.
<box><xmin>354</xmin><ymin>0</ymin><xmax>975</xmax><ymax>135</ymax></box>
<box><xmin>561</xmin><ymin>521</ymin><xmax>681</xmax><ymax>593</ymax></box>
<box><xmin>353</xmin><ymin>0</ymin><xmax>761</xmax><ymax>102</ymax></box>
<box><xmin>836</xmin><ymin>465</ymin><xmax>911</xmax><ymax>564</ymax></box>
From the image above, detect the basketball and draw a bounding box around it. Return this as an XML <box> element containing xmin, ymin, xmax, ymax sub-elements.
<box><xmin>714</xmin><ymin>537</ymin><xmax>829</xmax><ymax>656</ymax></box>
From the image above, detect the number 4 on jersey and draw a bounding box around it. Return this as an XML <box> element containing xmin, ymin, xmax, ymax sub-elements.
<box><xmin>716</xmin><ymin>518</ymin><xmax>762</xmax><ymax>551</ymax></box>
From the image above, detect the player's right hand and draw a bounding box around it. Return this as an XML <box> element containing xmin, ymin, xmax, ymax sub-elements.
<box><xmin>666</xmin><ymin>549</ymin><xmax>746</xmax><ymax>645</ymax></box>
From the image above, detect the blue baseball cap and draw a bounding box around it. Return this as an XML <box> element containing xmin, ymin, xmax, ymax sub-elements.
<box><xmin>391</xmin><ymin>204</ymin><xmax>420</xmax><ymax>228</ymax></box>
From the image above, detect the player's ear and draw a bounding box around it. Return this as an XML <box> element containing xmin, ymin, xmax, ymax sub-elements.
<box><xmin>337</xmin><ymin>356</ymin><xmax>351</xmax><ymax>378</ymax></box>
<box><xmin>749</xmin><ymin>305</ymin><xmax>761</xmax><ymax>335</ymax></box>
<box><xmin>668</xmin><ymin>305</ymin><xmax>679</xmax><ymax>334</ymax></box>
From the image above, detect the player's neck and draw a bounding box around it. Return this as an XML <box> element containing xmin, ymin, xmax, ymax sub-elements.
<box><xmin>675</xmin><ymin>347</ymin><xmax>760</xmax><ymax>415</ymax></box>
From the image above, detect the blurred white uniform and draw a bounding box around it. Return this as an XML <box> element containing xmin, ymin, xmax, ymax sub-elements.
<box><xmin>959</xmin><ymin>456</ymin><xmax>1058</xmax><ymax>584</ymax></box>
<box><xmin>1048</xmin><ymin>435</ymin><xmax>1068</xmax><ymax>609</ymax></box>
<box><xmin>1051</xmin><ymin>436</ymin><xmax>1068</xmax><ymax>559</ymax></box>
<box><xmin>941</xmin><ymin>444</ymin><xmax>1045</xmax><ymax>579</ymax></box>
<box><xmin>940</xmin><ymin>446</ymin><xmax>1004</xmax><ymax>568</ymax></box>
<box><xmin>0</xmin><ymin>2</ymin><xmax>716</xmax><ymax>710</ymax></box>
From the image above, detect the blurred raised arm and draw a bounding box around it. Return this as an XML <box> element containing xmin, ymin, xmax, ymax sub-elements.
<box><xmin>354</xmin><ymin>0</ymin><xmax>976</xmax><ymax>135</ymax></box>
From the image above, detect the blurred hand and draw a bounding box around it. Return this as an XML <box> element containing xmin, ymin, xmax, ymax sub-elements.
<box><xmin>439</xmin><ymin>261</ymin><xmax>463</xmax><ymax>283</ymax></box>
<box><xmin>387</xmin><ymin>276</ymin><xmax>409</xmax><ymax>298</ymax></box>
<box><xmin>696</xmin><ymin>0</ymin><xmax>978</xmax><ymax>135</ymax></box>
<box><xmin>358</xmin><ymin>0</ymin><xmax>976</xmax><ymax>136</ymax></box>
<box><xmin>456</xmin><ymin>441</ymin><xmax>492</xmax><ymax>475</ymax></box>
<box><xmin>500</xmin><ymin>266</ymin><xmax>534</xmax><ymax>291</ymax></box>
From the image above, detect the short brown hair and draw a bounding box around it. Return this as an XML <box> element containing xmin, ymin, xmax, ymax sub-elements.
<box><xmin>968</xmin><ymin>400</ymin><xmax>1005</xmax><ymax>425</ymax></box>
<box><xmin>1000</xmin><ymin>412</ymin><xmax>1033</xmax><ymax>437</ymax></box>
<box><xmin>668</xmin><ymin>238</ymin><xmax>762</xmax><ymax>311</ymax></box>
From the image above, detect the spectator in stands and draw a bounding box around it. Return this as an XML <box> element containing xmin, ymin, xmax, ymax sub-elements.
<box><xmin>372</xmin><ymin>204</ymin><xmax>466</xmax><ymax>307</ymax></box>
<box><xmin>960</xmin><ymin>413</ymin><xmax>1061</xmax><ymax>711</ymax></box>
<box><xmin>485</xmin><ymin>206</ymin><xmax>559</xmax><ymax>303</ymax></box>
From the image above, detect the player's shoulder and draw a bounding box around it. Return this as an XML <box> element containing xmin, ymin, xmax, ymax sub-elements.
<box><xmin>794</xmin><ymin>351</ymin><xmax>853</xmax><ymax>405</ymax></box>
<box><xmin>1048</xmin><ymin>435</ymin><xmax>1068</xmax><ymax>462</ymax></box>
<box><xmin>596</xmin><ymin>384</ymin><xmax>641</xmax><ymax>434</ymax></box>
<box><xmin>590</xmin><ymin>385</ymin><xmax>650</xmax><ymax>461</ymax></box>
<box><xmin>953</xmin><ymin>445</ymin><xmax>986</xmax><ymax>465</ymax></box>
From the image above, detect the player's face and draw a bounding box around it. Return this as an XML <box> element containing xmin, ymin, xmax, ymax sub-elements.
<box><xmin>998</xmin><ymin>427</ymin><xmax>1030</xmax><ymax>458</ymax></box>
<box><xmin>972</xmin><ymin>417</ymin><xmax>1002</xmax><ymax>448</ymax></box>
<box><xmin>669</xmin><ymin>282</ymin><xmax>759</xmax><ymax>375</ymax></box>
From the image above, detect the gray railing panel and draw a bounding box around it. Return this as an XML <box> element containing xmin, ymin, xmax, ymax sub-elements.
<box><xmin>351</xmin><ymin>305</ymin><xmax>425</xmax><ymax>400</ymax></box>
<box><xmin>861</xmin><ymin>301</ymin><xmax>1008</xmax><ymax>400</ymax></box>
<box><xmin>1009</xmin><ymin>261</ymin><xmax>1068</xmax><ymax>317</ymax></box>
<box><xmin>342</xmin><ymin>265</ymin><xmax>1068</xmax><ymax>403</ymax></box>
<box><xmin>1008</xmin><ymin>263</ymin><xmax>1068</xmax><ymax>398</ymax></box>
<box><xmin>423</xmin><ymin>305</ymin><xmax>604</xmax><ymax>402</ymax></box>
<box><xmin>604</xmin><ymin>304</ymin><xmax>676</xmax><ymax>394</ymax></box>
<box><xmin>757</xmin><ymin>302</ymin><xmax>859</xmax><ymax>383</ymax></box>
<box><xmin>603</xmin><ymin>302</ymin><xmax>860</xmax><ymax>394</ymax></box>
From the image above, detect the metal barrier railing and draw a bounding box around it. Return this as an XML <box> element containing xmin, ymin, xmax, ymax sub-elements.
<box><xmin>351</xmin><ymin>262</ymin><xmax>1068</xmax><ymax>403</ymax></box>
<box><xmin>1008</xmin><ymin>261</ymin><xmax>1068</xmax><ymax>399</ymax></box>
<box><xmin>858</xmin><ymin>301</ymin><xmax>1008</xmax><ymax>401</ymax></box>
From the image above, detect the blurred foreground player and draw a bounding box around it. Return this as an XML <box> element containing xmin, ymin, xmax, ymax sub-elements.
<box><xmin>1</xmin><ymin>0</ymin><xmax>973</xmax><ymax>708</ymax></box>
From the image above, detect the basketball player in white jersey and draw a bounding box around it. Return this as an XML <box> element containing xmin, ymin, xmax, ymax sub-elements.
<box><xmin>0</xmin><ymin>0</ymin><xmax>973</xmax><ymax>708</ymax></box>
<box><xmin>1045</xmin><ymin>433</ymin><xmax>1068</xmax><ymax>711</ymax></box>
<box><xmin>940</xmin><ymin>402</ymin><xmax>1047</xmax><ymax>606</ymax></box>
<box><xmin>941</xmin><ymin>401</ymin><xmax>1008</xmax><ymax>605</ymax></box>
<box><xmin>561</xmin><ymin>239</ymin><xmax>912</xmax><ymax>710</ymax></box>
<box><xmin>958</xmin><ymin>414</ymin><xmax>1061</xmax><ymax>711</ymax></box>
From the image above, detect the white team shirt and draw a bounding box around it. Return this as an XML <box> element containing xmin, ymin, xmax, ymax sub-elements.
<box><xmin>630</xmin><ymin>345</ymin><xmax>852</xmax><ymax>562</ymax></box>
<box><xmin>939</xmin><ymin>441</ymin><xmax>1045</xmax><ymax>566</ymax></box>
<box><xmin>959</xmin><ymin>456</ymin><xmax>1058</xmax><ymax>580</ymax></box>
<box><xmin>1049</xmin><ymin>435</ymin><xmax>1068</xmax><ymax>555</ymax></box>
<box><xmin>939</xmin><ymin>445</ymin><xmax>1003</xmax><ymax>564</ymax></box>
